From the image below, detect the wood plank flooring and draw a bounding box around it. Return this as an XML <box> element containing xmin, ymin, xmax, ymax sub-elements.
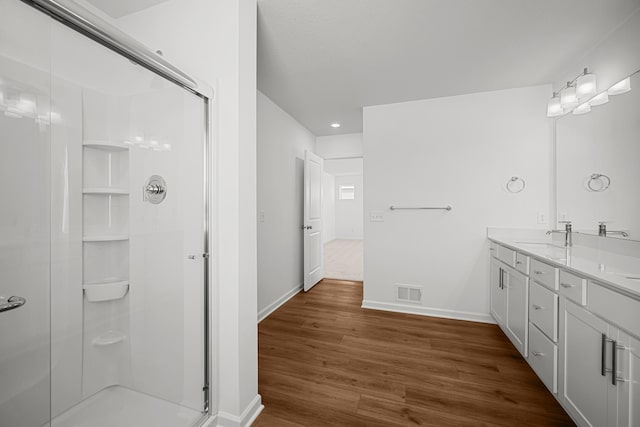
<box><xmin>254</xmin><ymin>279</ymin><xmax>575</xmax><ymax>426</ymax></box>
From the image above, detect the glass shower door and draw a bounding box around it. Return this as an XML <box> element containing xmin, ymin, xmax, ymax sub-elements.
<box><xmin>1</xmin><ymin>1</ymin><xmax>209</xmax><ymax>426</ymax></box>
<box><xmin>0</xmin><ymin>1</ymin><xmax>53</xmax><ymax>426</ymax></box>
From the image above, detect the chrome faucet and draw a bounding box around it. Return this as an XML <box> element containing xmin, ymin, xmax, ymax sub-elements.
<box><xmin>598</xmin><ymin>221</ymin><xmax>629</xmax><ymax>238</ymax></box>
<box><xmin>547</xmin><ymin>221</ymin><xmax>573</xmax><ymax>247</ymax></box>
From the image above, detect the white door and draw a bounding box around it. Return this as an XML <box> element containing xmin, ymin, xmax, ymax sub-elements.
<box><xmin>560</xmin><ymin>299</ymin><xmax>613</xmax><ymax>427</ymax></box>
<box><xmin>506</xmin><ymin>269</ymin><xmax>528</xmax><ymax>357</ymax></box>
<box><xmin>303</xmin><ymin>150</ymin><xmax>324</xmax><ymax>291</ymax></box>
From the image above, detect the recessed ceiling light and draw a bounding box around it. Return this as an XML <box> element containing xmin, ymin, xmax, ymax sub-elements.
<box><xmin>330</xmin><ymin>122</ymin><xmax>341</xmax><ymax>128</ymax></box>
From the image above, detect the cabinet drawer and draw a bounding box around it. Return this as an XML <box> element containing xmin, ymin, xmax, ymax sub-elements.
<box><xmin>529</xmin><ymin>281</ymin><xmax>558</xmax><ymax>342</ymax></box>
<box><xmin>530</xmin><ymin>258</ymin><xmax>559</xmax><ymax>291</ymax></box>
<box><xmin>497</xmin><ymin>245</ymin><xmax>516</xmax><ymax>267</ymax></box>
<box><xmin>528</xmin><ymin>322</ymin><xmax>557</xmax><ymax>394</ymax></box>
<box><xmin>515</xmin><ymin>252</ymin><xmax>529</xmax><ymax>275</ymax></box>
<box><xmin>559</xmin><ymin>270</ymin><xmax>587</xmax><ymax>306</ymax></box>
<box><xmin>489</xmin><ymin>242</ymin><xmax>498</xmax><ymax>257</ymax></box>
<box><xmin>588</xmin><ymin>282</ymin><xmax>640</xmax><ymax>338</ymax></box>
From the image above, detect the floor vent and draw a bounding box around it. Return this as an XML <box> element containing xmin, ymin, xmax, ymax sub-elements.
<box><xmin>396</xmin><ymin>284</ymin><xmax>423</xmax><ymax>303</ymax></box>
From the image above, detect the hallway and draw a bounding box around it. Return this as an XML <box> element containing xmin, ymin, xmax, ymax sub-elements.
<box><xmin>254</xmin><ymin>279</ymin><xmax>574</xmax><ymax>426</ymax></box>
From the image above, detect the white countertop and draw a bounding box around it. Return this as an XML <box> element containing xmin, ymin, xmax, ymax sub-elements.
<box><xmin>488</xmin><ymin>236</ymin><xmax>640</xmax><ymax>300</ymax></box>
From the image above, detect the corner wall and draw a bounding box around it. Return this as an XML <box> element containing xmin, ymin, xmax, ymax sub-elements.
<box><xmin>257</xmin><ymin>91</ymin><xmax>316</xmax><ymax>320</ymax></box>
<box><xmin>363</xmin><ymin>85</ymin><xmax>552</xmax><ymax>322</ymax></box>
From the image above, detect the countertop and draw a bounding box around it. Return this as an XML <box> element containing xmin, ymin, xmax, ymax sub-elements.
<box><xmin>488</xmin><ymin>236</ymin><xmax>640</xmax><ymax>300</ymax></box>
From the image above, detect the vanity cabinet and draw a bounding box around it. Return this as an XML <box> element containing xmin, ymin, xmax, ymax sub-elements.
<box><xmin>560</xmin><ymin>297</ymin><xmax>640</xmax><ymax>426</ymax></box>
<box><xmin>490</xmin><ymin>247</ymin><xmax>528</xmax><ymax>357</ymax></box>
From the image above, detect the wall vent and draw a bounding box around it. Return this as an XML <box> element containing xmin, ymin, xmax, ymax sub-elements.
<box><xmin>395</xmin><ymin>284</ymin><xmax>423</xmax><ymax>304</ymax></box>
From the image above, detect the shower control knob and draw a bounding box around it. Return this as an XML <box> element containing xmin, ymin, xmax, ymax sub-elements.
<box><xmin>143</xmin><ymin>175</ymin><xmax>167</xmax><ymax>204</ymax></box>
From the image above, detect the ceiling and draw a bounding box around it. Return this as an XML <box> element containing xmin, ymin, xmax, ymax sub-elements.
<box><xmin>257</xmin><ymin>0</ymin><xmax>640</xmax><ymax>136</ymax></box>
<box><xmin>84</xmin><ymin>0</ymin><xmax>170</xmax><ymax>18</ymax></box>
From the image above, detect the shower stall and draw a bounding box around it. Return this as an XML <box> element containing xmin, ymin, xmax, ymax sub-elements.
<box><xmin>0</xmin><ymin>1</ymin><xmax>212</xmax><ymax>426</ymax></box>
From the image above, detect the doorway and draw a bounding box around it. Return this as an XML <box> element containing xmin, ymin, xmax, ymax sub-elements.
<box><xmin>322</xmin><ymin>157</ymin><xmax>364</xmax><ymax>281</ymax></box>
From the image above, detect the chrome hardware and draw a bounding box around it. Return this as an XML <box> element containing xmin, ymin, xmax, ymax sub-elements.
<box><xmin>588</xmin><ymin>173</ymin><xmax>611</xmax><ymax>192</ymax></box>
<box><xmin>0</xmin><ymin>296</ymin><xmax>26</xmax><ymax>313</ymax></box>
<box><xmin>598</xmin><ymin>221</ymin><xmax>629</xmax><ymax>238</ymax></box>
<box><xmin>187</xmin><ymin>255</ymin><xmax>197</xmax><ymax>260</ymax></box>
<box><xmin>143</xmin><ymin>175</ymin><xmax>167</xmax><ymax>204</ymax></box>
<box><xmin>612</xmin><ymin>339</ymin><xmax>618</xmax><ymax>385</ymax></box>
<box><xmin>547</xmin><ymin>221</ymin><xmax>573</xmax><ymax>247</ymax></box>
<box><xmin>390</xmin><ymin>205</ymin><xmax>452</xmax><ymax>211</ymax></box>
<box><xmin>532</xmin><ymin>351</ymin><xmax>545</xmax><ymax>357</ymax></box>
<box><xmin>534</xmin><ymin>270</ymin><xmax>544</xmax><ymax>275</ymax></box>
<box><xmin>498</xmin><ymin>268</ymin><xmax>504</xmax><ymax>289</ymax></box>
<box><xmin>516</xmin><ymin>261</ymin><xmax>522</xmax><ymax>265</ymax></box>
<box><xmin>533</xmin><ymin>305</ymin><xmax>544</xmax><ymax>310</ymax></box>
<box><xmin>560</xmin><ymin>283</ymin><xmax>576</xmax><ymax>288</ymax></box>
<box><xmin>602</xmin><ymin>334</ymin><xmax>615</xmax><ymax>376</ymax></box>
<box><xmin>506</xmin><ymin>176</ymin><xmax>526</xmax><ymax>193</ymax></box>
<box><xmin>304</xmin><ymin>225</ymin><xmax>312</xmax><ymax>230</ymax></box>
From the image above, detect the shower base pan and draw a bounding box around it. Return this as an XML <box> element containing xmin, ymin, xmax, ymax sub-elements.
<box><xmin>51</xmin><ymin>386</ymin><xmax>203</xmax><ymax>427</ymax></box>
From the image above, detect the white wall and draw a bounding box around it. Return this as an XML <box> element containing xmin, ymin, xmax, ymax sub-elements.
<box><xmin>553</xmin><ymin>8</ymin><xmax>640</xmax><ymax>94</ymax></box>
<box><xmin>363</xmin><ymin>85</ymin><xmax>552</xmax><ymax>322</ymax></box>
<box><xmin>256</xmin><ymin>91</ymin><xmax>316</xmax><ymax>319</ymax></box>
<box><xmin>322</xmin><ymin>172</ymin><xmax>336</xmax><ymax>243</ymax></box>
<box><xmin>118</xmin><ymin>0</ymin><xmax>261</xmax><ymax>424</ymax></box>
<box><xmin>334</xmin><ymin>175</ymin><xmax>364</xmax><ymax>240</ymax></box>
<box><xmin>315</xmin><ymin>133</ymin><xmax>363</xmax><ymax>159</ymax></box>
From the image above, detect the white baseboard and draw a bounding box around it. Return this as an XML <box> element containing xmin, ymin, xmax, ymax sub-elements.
<box><xmin>215</xmin><ymin>394</ymin><xmax>264</xmax><ymax>427</ymax></box>
<box><xmin>361</xmin><ymin>299</ymin><xmax>495</xmax><ymax>324</ymax></box>
<box><xmin>258</xmin><ymin>284</ymin><xmax>303</xmax><ymax>323</ymax></box>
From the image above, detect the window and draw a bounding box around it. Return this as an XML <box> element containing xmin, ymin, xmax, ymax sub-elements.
<box><xmin>338</xmin><ymin>184</ymin><xmax>355</xmax><ymax>200</ymax></box>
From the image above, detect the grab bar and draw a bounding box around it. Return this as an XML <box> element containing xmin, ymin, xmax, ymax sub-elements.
<box><xmin>389</xmin><ymin>205</ymin><xmax>452</xmax><ymax>211</ymax></box>
<box><xmin>0</xmin><ymin>296</ymin><xmax>26</xmax><ymax>313</ymax></box>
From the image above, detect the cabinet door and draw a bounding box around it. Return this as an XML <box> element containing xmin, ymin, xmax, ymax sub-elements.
<box><xmin>560</xmin><ymin>299</ymin><xmax>613</xmax><ymax>426</ymax></box>
<box><xmin>506</xmin><ymin>269</ymin><xmax>528</xmax><ymax>356</ymax></box>
<box><xmin>490</xmin><ymin>259</ymin><xmax>506</xmax><ymax>326</ymax></box>
<box><xmin>616</xmin><ymin>332</ymin><xmax>640</xmax><ymax>427</ymax></box>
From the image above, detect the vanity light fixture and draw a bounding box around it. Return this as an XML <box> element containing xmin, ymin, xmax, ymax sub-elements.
<box><xmin>572</xmin><ymin>102</ymin><xmax>591</xmax><ymax>115</ymax></box>
<box><xmin>588</xmin><ymin>91</ymin><xmax>609</xmax><ymax>107</ymax></box>
<box><xmin>608</xmin><ymin>77</ymin><xmax>631</xmax><ymax>95</ymax></box>
<box><xmin>546</xmin><ymin>96</ymin><xmax>563</xmax><ymax>117</ymax></box>
<box><xmin>547</xmin><ymin>68</ymin><xmax>597</xmax><ymax>117</ymax></box>
<box><xmin>576</xmin><ymin>71</ymin><xmax>597</xmax><ymax>98</ymax></box>
<box><xmin>330</xmin><ymin>122</ymin><xmax>341</xmax><ymax>128</ymax></box>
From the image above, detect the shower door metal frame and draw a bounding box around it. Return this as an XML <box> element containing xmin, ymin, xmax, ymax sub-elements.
<box><xmin>19</xmin><ymin>0</ymin><xmax>214</xmax><ymax>423</ymax></box>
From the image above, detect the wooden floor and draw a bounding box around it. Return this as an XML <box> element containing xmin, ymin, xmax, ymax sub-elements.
<box><xmin>254</xmin><ymin>279</ymin><xmax>575</xmax><ymax>426</ymax></box>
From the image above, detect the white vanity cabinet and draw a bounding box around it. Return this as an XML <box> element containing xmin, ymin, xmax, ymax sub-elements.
<box><xmin>560</xmin><ymin>297</ymin><xmax>640</xmax><ymax>427</ymax></box>
<box><xmin>490</xmin><ymin>245</ymin><xmax>528</xmax><ymax>357</ymax></box>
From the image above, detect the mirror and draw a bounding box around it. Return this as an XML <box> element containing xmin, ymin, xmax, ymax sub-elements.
<box><xmin>556</xmin><ymin>70</ymin><xmax>640</xmax><ymax>241</ymax></box>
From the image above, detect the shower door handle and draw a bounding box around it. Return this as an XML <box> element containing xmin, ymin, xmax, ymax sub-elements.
<box><xmin>0</xmin><ymin>296</ymin><xmax>26</xmax><ymax>313</ymax></box>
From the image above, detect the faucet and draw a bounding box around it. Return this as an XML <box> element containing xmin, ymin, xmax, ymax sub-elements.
<box><xmin>598</xmin><ymin>221</ymin><xmax>629</xmax><ymax>238</ymax></box>
<box><xmin>547</xmin><ymin>221</ymin><xmax>572</xmax><ymax>247</ymax></box>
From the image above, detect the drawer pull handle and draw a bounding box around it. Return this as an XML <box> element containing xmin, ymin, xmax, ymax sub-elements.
<box><xmin>533</xmin><ymin>305</ymin><xmax>544</xmax><ymax>310</ymax></box>
<box><xmin>533</xmin><ymin>351</ymin><xmax>545</xmax><ymax>357</ymax></box>
<box><xmin>516</xmin><ymin>261</ymin><xmax>522</xmax><ymax>265</ymax></box>
<box><xmin>560</xmin><ymin>283</ymin><xmax>576</xmax><ymax>288</ymax></box>
<box><xmin>534</xmin><ymin>270</ymin><xmax>544</xmax><ymax>275</ymax></box>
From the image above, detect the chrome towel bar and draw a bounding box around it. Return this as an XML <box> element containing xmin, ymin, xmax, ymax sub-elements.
<box><xmin>389</xmin><ymin>205</ymin><xmax>452</xmax><ymax>211</ymax></box>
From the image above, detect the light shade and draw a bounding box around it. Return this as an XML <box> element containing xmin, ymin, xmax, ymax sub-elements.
<box><xmin>576</xmin><ymin>73</ymin><xmax>597</xmax><ymax>99</ymax></box>
<box><xmin>589</xmin><ymin>91</ymin><xmax>609</xmax><ymax>107</ymax></box>
<box><xmin>546</xmin><ymin>96</ymin><xmax>563</xmax><ymax>117</ymax></box>
<box><xmin>560</xmin><ymin>86</ymin><xmax>579</xmax><ymax>108</ymax></box>
<box><xmin>330</xmin><ymin>122</ymin><xmax>341</xmax><ymax>128</ymax></box>
<box><xmin>572</xmin><ymin>102</ymin><xmax>591</xmax><ymax>115</ymax></box>
<box><xmin>608</xmin><ymin>77</ymin><xmax>631</xmax><ymax>95</ymax></box>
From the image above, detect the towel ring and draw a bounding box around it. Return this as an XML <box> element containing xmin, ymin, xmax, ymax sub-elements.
<box><xmin>506</xmin><ymin>176</ymin><xmax>526</xmax><ymax>193</ymax></box>
<box><xmin>587</xmin><ymin>173</ymin><xmax>610</xmax><ymax>192</ymax></box>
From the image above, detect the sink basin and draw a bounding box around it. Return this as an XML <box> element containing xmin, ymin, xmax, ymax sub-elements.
<box><xmin>605</xmin><ymin>272</ymin><xmax>640</xmax><ymax>281</ymax></box>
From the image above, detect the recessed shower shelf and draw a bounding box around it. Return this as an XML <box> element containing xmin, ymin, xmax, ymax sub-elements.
<box><xmin>83</xmin><ymin>188</ymin><xmax>129</xmax><ymax>195</ymax></box>
<box><xmin>83</xmin><ymin>234</ymin><xmax>129</xmax><ymax>242</ymax></box>
<box><xmin>83</xmin><ymin>140</ymin><xmax>130</xmax><ymax>151</ymax></box>
<box><xmin>92</xmin><ymin>330</ymin><xmax>127</xmax><ymax>346</ymax></box>
<box><xmin>83</xmin><ymin>280</ymin><xmax>129</xmax><ymax>302</ymax></box>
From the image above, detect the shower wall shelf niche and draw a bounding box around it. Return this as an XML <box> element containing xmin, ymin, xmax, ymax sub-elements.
<box><xmin>83</xmin><ymin>281</ymin><xmax>129</xmax><ymax>302</ymax></box>
<box><xmin>92</xmin><ymin>330</ymin><xmax>127</xmax><ymax>346</ymax></box>
<box><xmin>83</xmin><ymin>139</ymin><xmax>130</xmax><ymax>151</ymax></box>
<box><xmin>83</xmin><ymin>188</ymin><xmax>129</xmax><ymax>195</ymax></box>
